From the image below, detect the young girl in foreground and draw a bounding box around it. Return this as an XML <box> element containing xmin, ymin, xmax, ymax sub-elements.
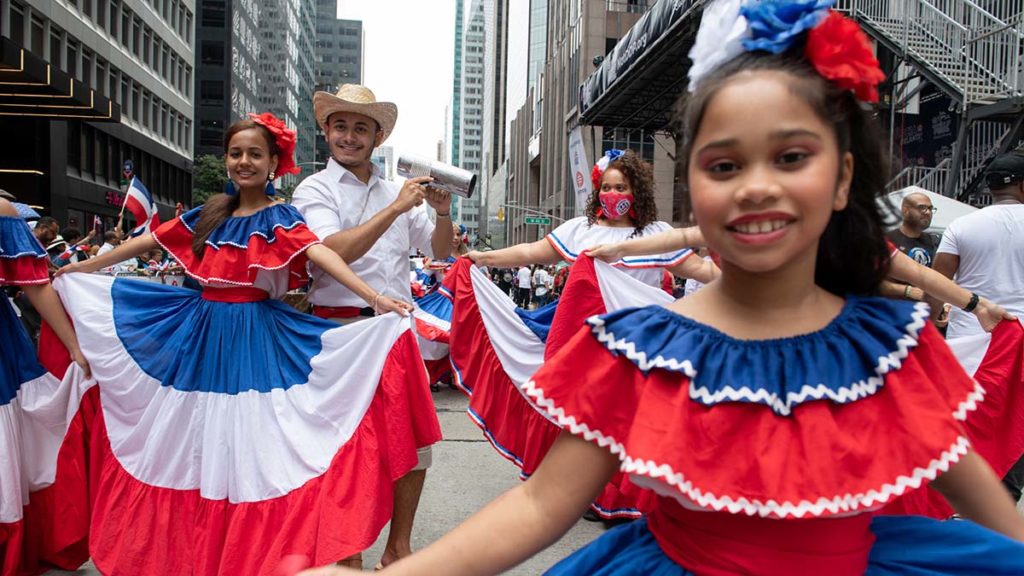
<box><xmin>303</xmin><ymin>4</ymin><xmax>1024</xmax><ymax>575</ymax></box>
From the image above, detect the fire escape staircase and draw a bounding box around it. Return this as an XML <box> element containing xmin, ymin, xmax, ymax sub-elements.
<box><xmin>837</xmin><ymin>0</ymin><xmax>1024</xmax><ymax>201</ymax></box>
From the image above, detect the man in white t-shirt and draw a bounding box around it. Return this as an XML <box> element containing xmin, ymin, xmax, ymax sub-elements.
<box><xmin>292</xmin><ymin>84</ymin><xmax>451</xmax><ymax>570</ymax></box>
<box><xmin>934</xmin><ymin>152</ymin><xmax>1024</xmax><ymax>340</ymax></box>
<box><xmin>516</xmin><ymin>265</ymin><xmax>532</xmax><ymax>308</ymax></box>
<box><xmin>532</xmin><ymin>266</ymin><xmax>552</xmax><ymax>307</ymax></box>
<box><xmin>934</xmin><ymin>151</ymin><xmax>1024</xmax><ymax>502</ymax></box>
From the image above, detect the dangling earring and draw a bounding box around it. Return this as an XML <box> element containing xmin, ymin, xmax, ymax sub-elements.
<box><xmin>224</xmin><ymin>171</ymin><xmax>238</xmax><ymax>196</ymax></box>
<box><xmin>264</xmin><ymin>171</ymin><xmax>277</xmax><ymax>196</ymax></box>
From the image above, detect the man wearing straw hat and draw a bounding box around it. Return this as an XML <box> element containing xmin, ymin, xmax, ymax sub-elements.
<box><xmin>292</xmin><ymin>84</ymin><xmax>452</xmax><ymax>570</ymax></box>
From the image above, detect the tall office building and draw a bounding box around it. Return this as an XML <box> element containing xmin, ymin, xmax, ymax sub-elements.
<box><xmin>0</xmin><ymin>0</ymin><xmax>195</xmax><ymax>228</ymax></box>
<box><xmin>259</xmin><ymin>0</ymin><xmax>315</xmax><ymax>184</ymax></box>
<box><xmin>527</xmin><ymin>0</ymin><xmax>547</xmax><ymax>94</ymax></box>
<box><xmin>506</xmin><ymin>0</ymin><xmax>659</xmax><ymax>246</ymax></box>
<box><xmin>477</xmin><ymin>0</ymin><xmax>507</xmax><ymax>246</ymax></box>
<box><xmin>449</xmin><ymin>0</ymin><xmax>464</xmax><ymax>169</ymax></box>
<box><xmin>195</xmin><ymin>0</ymin><xmax>261</xmax><ymax>158</ymax></box>
<box><xmin>313</xmin><ymin>0</ymin><xmax>362</xmax><ymax>168</ymax></box>
<box><xmin>454</xmin><ymin>0</ymin><xmax>485</xmax><ymax>235</ymax></box>
<box><xmin>370</xmin><ymin>145</ymin><xmax>394</xmax><ymax>181</ymax></box>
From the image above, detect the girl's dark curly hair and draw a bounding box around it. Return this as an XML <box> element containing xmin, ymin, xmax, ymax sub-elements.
<box><xmin>676</xmin><ymin>49</ymin><xmax>891</xmax><ymax>296</ymax></box>
<box><xmin>585</xmin><ymin>149</ymin><xmax>659</xmax><ymax>237</ymax></box>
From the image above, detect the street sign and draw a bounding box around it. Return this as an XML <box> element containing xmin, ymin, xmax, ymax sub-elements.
<box><xmin>524</xmin><ymin>216</ymin><xmax>551</xmax><ymax>225</ymax></box>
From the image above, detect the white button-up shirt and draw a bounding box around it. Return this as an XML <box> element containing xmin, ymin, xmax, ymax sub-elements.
<box><xmin>292</xmin><ymin>159</ymin><xmax>436</xmax><ymax>307</ymax></box>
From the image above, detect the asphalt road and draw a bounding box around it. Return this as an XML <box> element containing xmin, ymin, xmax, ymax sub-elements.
<box><xmin>44</xmin><ymin>387</ymin><xmax>606</xmax><ymax>575</ymax></box>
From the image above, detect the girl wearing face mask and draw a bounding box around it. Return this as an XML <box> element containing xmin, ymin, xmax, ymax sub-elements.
<box><xmin>468</xmin><ymin>149</ymin><xmax>717</xmax><ymax>289</ymax></box>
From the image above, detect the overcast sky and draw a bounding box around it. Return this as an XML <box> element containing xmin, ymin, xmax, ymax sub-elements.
<box><xmin>335</xmin><ymin>0</ymin><xmax>458</xmax><ymax>163</ymax></box>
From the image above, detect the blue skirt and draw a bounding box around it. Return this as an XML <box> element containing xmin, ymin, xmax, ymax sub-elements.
<box><xmin>0</xmin><ymin>296</ymin><xmax>46</xmax><ymax>405</ymax></box>
<box><xmin>546</xmin><ymin>516</ymin><xmax>1024</xmax><ymax>575</ymax></box>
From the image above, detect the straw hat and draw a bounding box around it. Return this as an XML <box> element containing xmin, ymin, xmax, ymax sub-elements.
<box><xmin>313</xmin><ymin>84</ymin><xmax>398</xmax><ymax>142</ymax></box>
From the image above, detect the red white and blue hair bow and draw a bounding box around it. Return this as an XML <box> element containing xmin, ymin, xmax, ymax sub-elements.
<box><xmin>687</xmin><ymin>0</ymin><xmax>885</xmax><ymax>102</ymax></box>
<box><xmin>591</xmin><ymin>149</ymin><xmax>626</xmax><ymax>190</ymax></box>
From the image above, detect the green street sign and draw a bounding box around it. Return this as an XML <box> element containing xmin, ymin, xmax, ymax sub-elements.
<box><xmin>524</xmin><ymin>216</ymin><xmax>551</xmax><ymax>225</ymax></box>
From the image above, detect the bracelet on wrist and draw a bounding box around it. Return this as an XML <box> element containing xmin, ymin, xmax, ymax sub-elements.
<box><xmin>903</xmin><ymin>284</ymin><xmax>913</xmax><ymax>300</ymax></box>
<box><xmin>371</xmin><ymin>292</ymin><xmax>382</xmax><ymax>314</ymax></box>
<box><xmin>962</xmin><ymin>292</ymin><xmax>980</xmax><ymax>313</ymax></box>
<box><xmin>436</xmin><ymin>212</ymin><xmax>451</xmax><ymax>218</ymax></box>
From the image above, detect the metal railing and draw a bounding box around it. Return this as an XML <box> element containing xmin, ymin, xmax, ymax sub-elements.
<box><xmin>606</xmin><ymin>0</ymin><xmax>648</xmax><ymax>14</ymax></box>
<box><xmin>888</xmin><ymin>158</ymin><xmax>950</xmax><ymax>193</ymax></box>
<box><xmin>838</xmin><ymin>0</ymin><xmax>1023</xmax><ymax>104</ymax></box>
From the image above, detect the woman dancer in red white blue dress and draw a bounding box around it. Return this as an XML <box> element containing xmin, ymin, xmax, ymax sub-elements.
<box><xmin>302</xmin><ymin>2</ymin><xmax>1024</xmax><ymax>574</ymax></box>
<box><xmin>0</xmin><ymin>198</ymin><xmax>90</xmax><ymax>575</ymax></box>
<box><xmin>54</xmin><ymin>113</ymin><xmax>440</xmax><ymax>576</ymax></box>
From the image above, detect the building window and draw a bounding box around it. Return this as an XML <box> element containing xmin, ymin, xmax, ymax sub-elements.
<box><xmin>132</xmin><ymin>17</ymin><xmax>142</xmax><ymax>57</ymax></box>
<box><xmin>30</xmin><ymin>15</ymin><xmax>44</xmax><ymax>54</ymax></box>
<box><xmin>96</xmin><ymin>58</ymin><xmax>108</xmax><ymax>96</ymax></box>
<box><xmin>96</xmin><ymin>0</ymin><xmax>107</xmax><ymax>31</ymax></box>
<box><xmin>131</xmin><ymin>83</ymin><xmax>140</xmax><ymax>122</ymax></box>
<box><xmin>201</xmin><ymin>41</ymin><xmax>224</xmax><ymax>65</ymax></box>
<box><xmin>142</xmin><ymin>28</ymin><xmax>152</xmax><ymax>67</ymax></box>
<box><xmin>601</xmin><ymin>128</ymin><xmax>655</xmax><ymax>163</ymax></box>
<box><xmin>200</xmin><ymin>80</ymin><xmax>223</xmax><ymax>101</ymax></box>
<box><xmin>109</xmin><ymin>1</ymin><xmax>119</xmax><ymax>37</ymax></box>
<box><xmin>120</xmin><ymin>10</ymin><xmax>130</xmax><ymax>48</ymax></box>
<box><xmin>8</xmin><ymin>5</ymin><xmax>23</xmax><ymax>47</ymax></box>
<box><xmin>201</xmin><ymin>0</ymin><xmax>225</xmax><ymax>27</ymax></box>
<box><xmin>66</xmin><ymin>39</ymin><xmax>79</xmax><ymax>79</ymax></box>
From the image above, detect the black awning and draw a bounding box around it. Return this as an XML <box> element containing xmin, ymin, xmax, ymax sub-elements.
<box><xmin>0</xmin><ymin>36</ymin><xmax>120</xmax><ymax>122</ymax></box>
<box><xmin>579</xmin><ymin>0</ymin><xmax>705</xmax><ymax>131</ymax></box>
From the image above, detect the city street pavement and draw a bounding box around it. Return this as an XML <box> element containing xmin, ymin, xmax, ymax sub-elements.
<box><xmin>45</xmin><ymin>386</ymin><xmax>606</xmax><ymax>575</ymax></box>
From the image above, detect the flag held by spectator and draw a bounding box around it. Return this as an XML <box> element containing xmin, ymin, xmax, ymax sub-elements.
<box><xmin>124</xmin><ymin>177</ymin><xmax>160</xmax><ymax>237</ymax></box>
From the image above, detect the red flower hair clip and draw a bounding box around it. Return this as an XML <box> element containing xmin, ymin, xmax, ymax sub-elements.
<box><xmin>804</xmin><ymin>11</ymin><xmax>886</xmax><ymax>103</ymax></box>
<box><xmin>248</xmin><ymin>112</ymin><xmax>301</xmax><ymax>178</ymax></box>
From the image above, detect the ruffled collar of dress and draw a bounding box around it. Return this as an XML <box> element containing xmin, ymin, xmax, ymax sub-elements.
<box><xmin>588</xmin><ymin>297</ymin><xmax>931</xmax><ymax>416</ymax></box>
<box><xmin>180</xmin><ymin>203</ymin><xmax>306</xmax><ymax>249</ymax></box>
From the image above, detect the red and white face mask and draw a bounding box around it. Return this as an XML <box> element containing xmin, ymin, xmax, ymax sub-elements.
<box><xmin>598</xmin><ymin>192</ymin><xmax>634</xmax><ymax>220</ymax></box>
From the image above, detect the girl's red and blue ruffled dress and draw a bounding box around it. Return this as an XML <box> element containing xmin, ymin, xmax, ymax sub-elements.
<box><xmin>0</xmin><ymin>215</ymin><xmax>52</xmax><ymax>574</ymax></box>
<box><xmin>525</xmin><ymin>298</ymin><xmax>1024</xmax><ymax>575</ymax></box>
<box><xmin>53</xmin><ymin>204</ymin><xmax>442</xmax><ymax>576</ymax></box>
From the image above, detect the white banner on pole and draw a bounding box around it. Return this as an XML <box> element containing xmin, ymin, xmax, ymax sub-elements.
<box><xmin>568</xmin><ymin>126</ymin><xmax>592</xmax><ymax>218</ymax></box>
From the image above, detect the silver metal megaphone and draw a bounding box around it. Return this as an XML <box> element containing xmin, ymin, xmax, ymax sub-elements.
<box><xmin>397</xmin><ymin>155</ymin><xmax>477</xmax><ymax>199</ymax></box>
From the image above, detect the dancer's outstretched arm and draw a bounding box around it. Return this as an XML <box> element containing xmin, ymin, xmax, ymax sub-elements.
<box><xmin>55</xmin><ymin>233</ymin><xmax>157</xmax><ymax>276</ymax></box>
<box><xmin>305</xmin><ymin>244</ymin><xmax>412</xmax><ymax>316</ymax></box>
<box><xmin>0</xmin><ymin>200</ymin><xmax>89</xmax><ymax>376</ymax></box>
<box><xmin>467</xmin><ymin>239</ymin><xmax>562</xmax><ymax>268</ymax></box>
<box><xmin>669</xmin><ymin>253</ymin><xmax>720</xmax><ymax>284</ymax></box>
<box><xmin>889</xmin><ymin>250</ymin><xmax>1014</xmax><ymax>332</ymax></box>
<box><xmin>299</xmin><ymin>431</ymin><xmax>619</xmax><ymax>576</ymax></box>
<box><xmin>933</xmin><ymin>450</ymin><xmax>1024</xmax><ymax>541</ymax></box>
<box><xmin>587</xmin><ymin>226</ymin><xmax>704</xmax><ymax>263</ymax></box>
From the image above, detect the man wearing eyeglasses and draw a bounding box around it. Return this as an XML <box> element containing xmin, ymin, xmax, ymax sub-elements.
<box><xmin>887</xmin><ymin>191</ymin><xmax>940</xmax><ymax>267</ymax></box>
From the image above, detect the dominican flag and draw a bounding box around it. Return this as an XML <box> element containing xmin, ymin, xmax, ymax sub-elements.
<box><xmin>124</xmin><ymin>177</ymin><xmax>160</xmax><ymax>237</ymax></box>
<box><xmin>45</xmin><ymin>273</ymin><xmax>441</xmax><ymax>575</ymax></box>
<box><xmin>57</xmin><ymin>244</ymin><xmax>88</xmax><ymax>262</ymax></box>
<box><xmin>445</xmin><ymin>256</ymin><xmax>672</xmax><ymax>518</ymax></box>
<box><xmin>884</xmin><ymin>318</ymin><xmax>1024</xmax><ymax>518</ymax></box>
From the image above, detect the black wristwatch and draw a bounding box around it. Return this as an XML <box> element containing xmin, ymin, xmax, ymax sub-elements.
<box><xmin>962</xmin><ymin>292</ymin><xmax>980</xmax><ymax>313</ymax></box>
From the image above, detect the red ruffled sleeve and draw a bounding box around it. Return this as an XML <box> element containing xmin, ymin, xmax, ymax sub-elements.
<box><xmin>152</xmin><ymin>204</ymin><xmax>320</xmax><ymax>290</ymax></box>
<box><xmin>0</xmin><ymin>216</ymin><xmax>50</xmax><ymax>285</ymax></box>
